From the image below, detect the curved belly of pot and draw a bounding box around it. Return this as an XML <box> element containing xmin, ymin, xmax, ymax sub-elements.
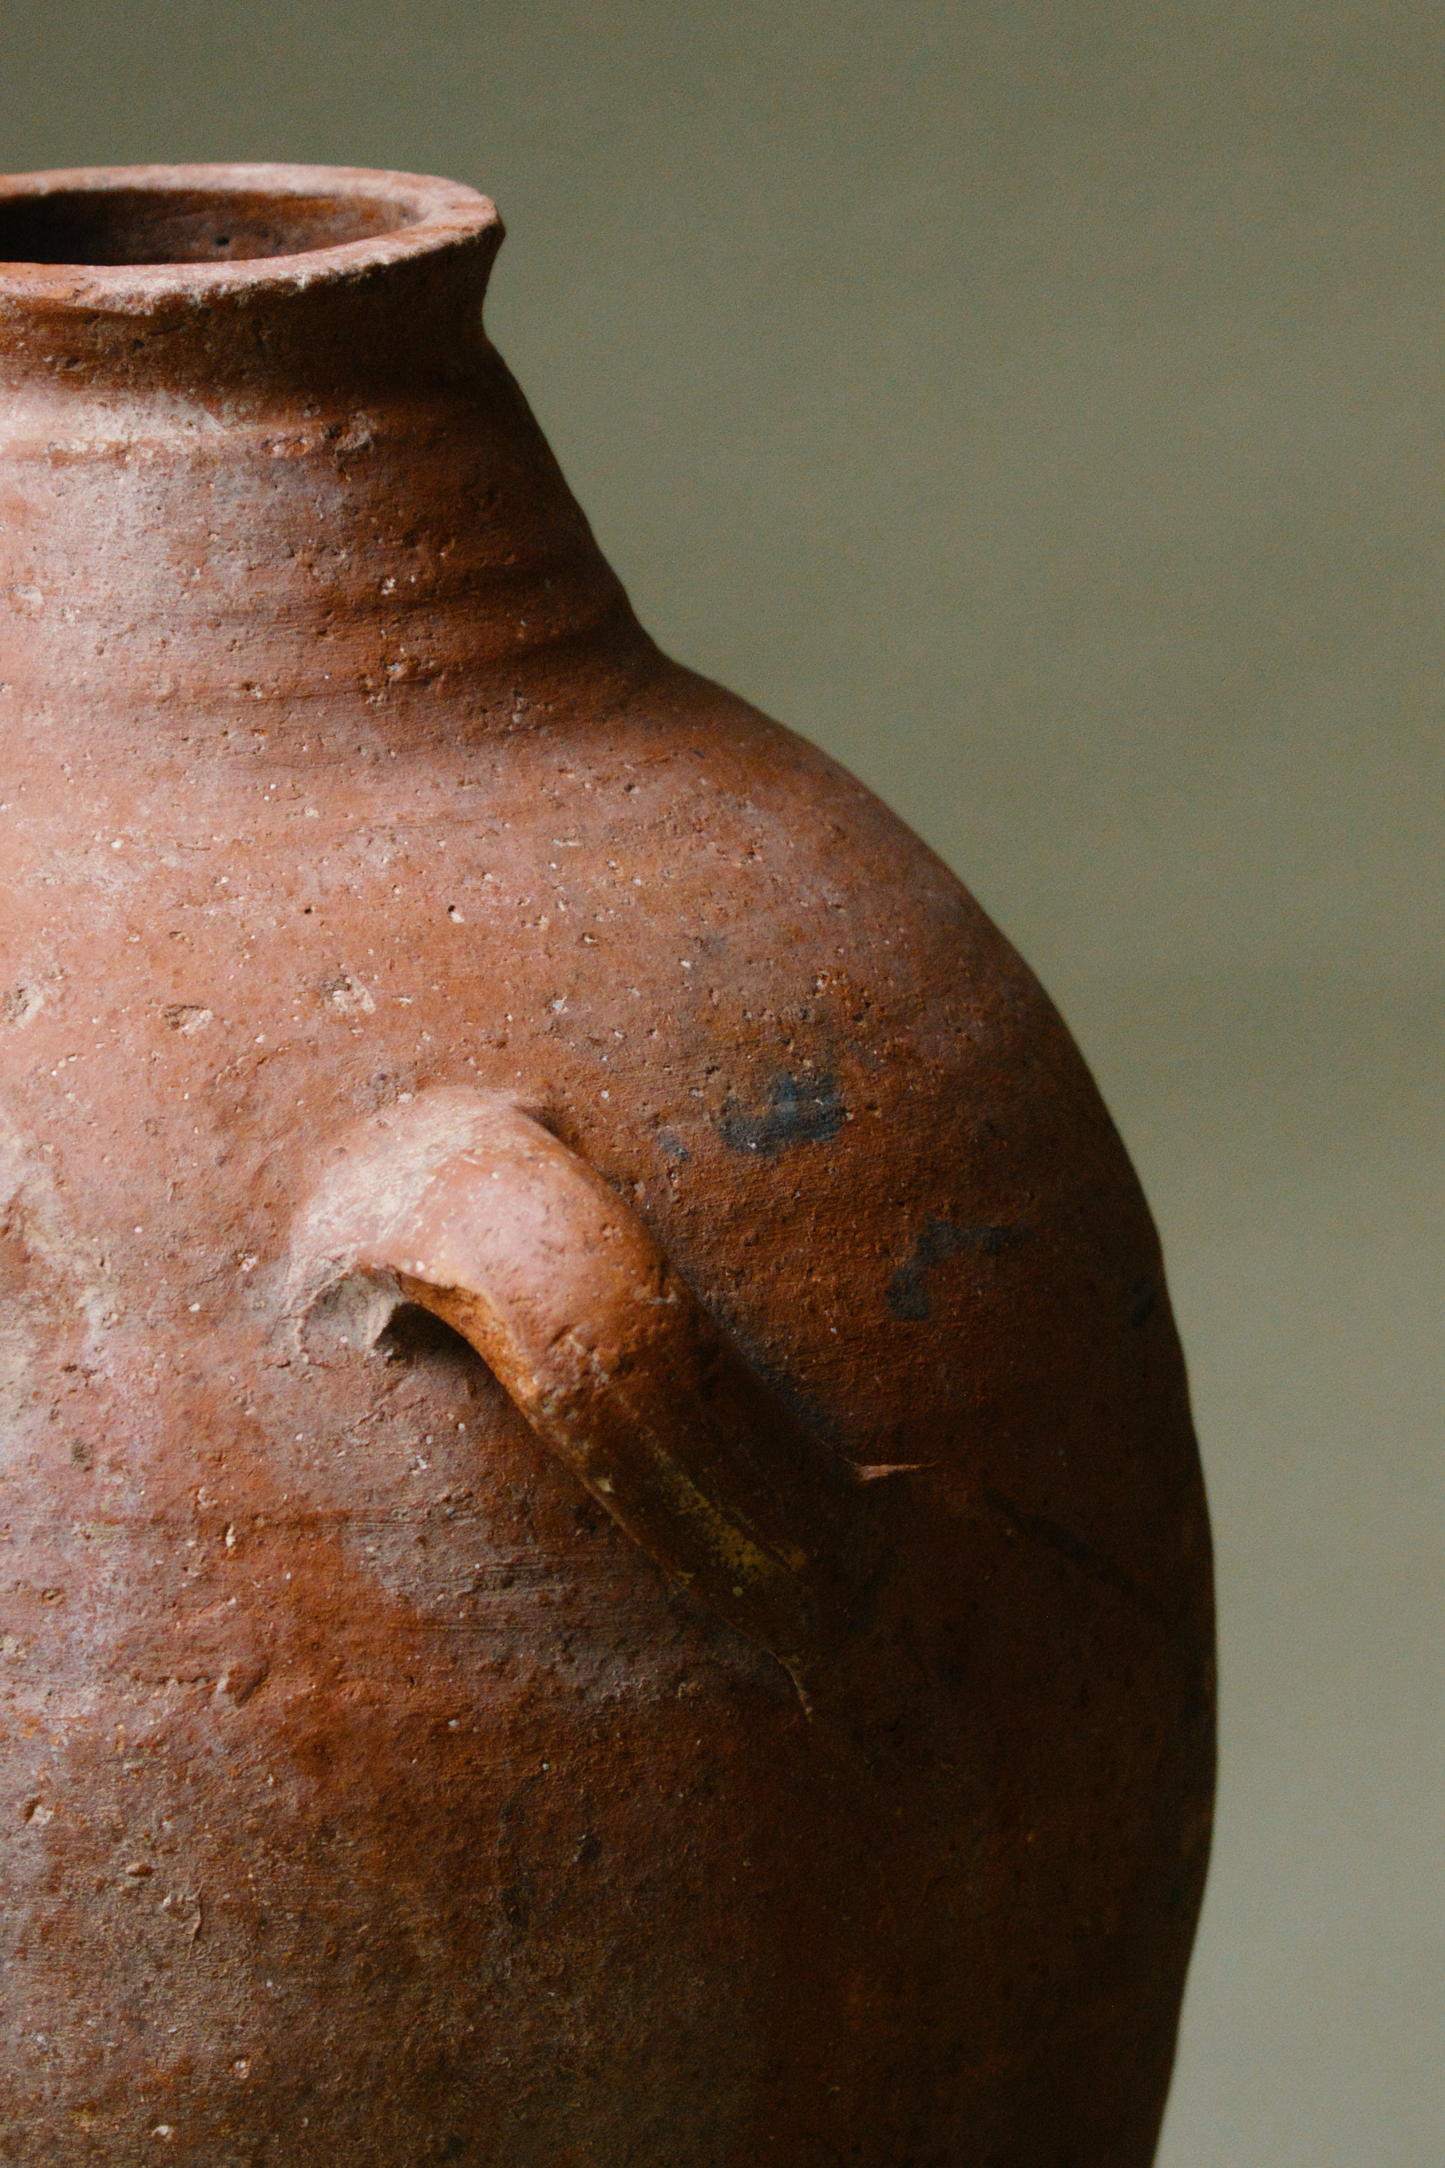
<box><xmin>0</xmin><ymin>669</ymin><xmax>1213</xmax><ymax>2167</ymax></box>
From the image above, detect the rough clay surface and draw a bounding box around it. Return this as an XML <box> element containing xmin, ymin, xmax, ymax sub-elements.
<box><xmin>0</xmin><ymin>165</ymin><xmax>1214</xmax><ymax>2165</ymax></box>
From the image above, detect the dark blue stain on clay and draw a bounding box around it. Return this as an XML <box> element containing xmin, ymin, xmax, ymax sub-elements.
<box><xmin>1128</xmin><ymin>1279</ymin><xmax>1159</xmax><ymax>1329</ymax></box>
<box><xmin>888</xmin><ymin>1216</ymin><xmax>1027</xmax><ymax>1321</ymax></box>
<box><xmin>717</xmin><ymin>1073</ymin><xmax>847</xmax><ymax>1157</ymax></box>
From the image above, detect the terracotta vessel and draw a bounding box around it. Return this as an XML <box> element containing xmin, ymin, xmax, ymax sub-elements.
<box><xmin>0</xmin><ymin>165</ymin><xmax>1213</xmax><ymax>2165</ymax></box>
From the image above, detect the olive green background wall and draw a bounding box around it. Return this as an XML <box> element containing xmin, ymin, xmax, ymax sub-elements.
<box><xmin>2</xmin><ymin>4</ymin><xmax>1439</xmax><ymax>2159</ymax></box>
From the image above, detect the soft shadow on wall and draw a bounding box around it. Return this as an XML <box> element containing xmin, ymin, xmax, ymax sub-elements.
<box><xmin>1</xmin><ymin>5</ymin><xmax>1440</xmax><ymax>2164</ymax></box>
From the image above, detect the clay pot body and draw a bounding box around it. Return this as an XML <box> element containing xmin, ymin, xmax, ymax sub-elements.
<box><xmin>0</xmin><ymin>167</ymin><xmax>1213</xmax><ymax>2166</ymax></box>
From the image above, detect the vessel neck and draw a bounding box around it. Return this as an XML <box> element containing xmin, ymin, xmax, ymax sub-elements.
<box><xmin>0</xmin><ymin>164</ymin><xmax>646</xmax><ymax>738</ymax></box>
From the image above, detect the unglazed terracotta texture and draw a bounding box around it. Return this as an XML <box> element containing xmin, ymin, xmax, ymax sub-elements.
<box><xmin>0</xmin><ymin>166</ymin><xmax>1214</xmax><ymax>2166</ymax></box>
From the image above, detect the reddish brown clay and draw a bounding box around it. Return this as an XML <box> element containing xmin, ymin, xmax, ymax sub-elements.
<box><xmin>0</xmin><ymin>165</ymin><xmax>1213</xmax><ymax>2165</ymax></box>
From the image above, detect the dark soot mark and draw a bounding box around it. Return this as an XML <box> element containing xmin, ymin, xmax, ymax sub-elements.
<box><xmin>887</xmin><ymin>1216</ymin><xmax>1027</xmax><ymax>1321</ymax></box>
<box><xmin>717</xmin><ymin>1072</ymin><xmax>847</xmax><ymax>1157</ymax></box>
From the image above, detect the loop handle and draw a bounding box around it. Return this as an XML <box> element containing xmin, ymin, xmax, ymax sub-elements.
<box><xmin>288</xmin><ymin>1088</ymin><xmax>888</xmax><ymax>1703</ymax></box>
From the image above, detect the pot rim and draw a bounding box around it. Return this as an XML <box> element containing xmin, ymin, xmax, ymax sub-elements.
<box><xmin>0</xmin><ymin>162</ymin><xmax>500</xmax><ymax>314</ymax></box>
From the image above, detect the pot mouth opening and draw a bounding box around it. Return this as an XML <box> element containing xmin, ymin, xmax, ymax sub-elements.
<box><xmin>0</xmin><ymin>164</ymin><xmax>498</xmax><ymax>303</ymax></box>
<box><xmin>0</xmin><ymin>183</ymin><xmax>418</xmax><ymax>266</ymax></box>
